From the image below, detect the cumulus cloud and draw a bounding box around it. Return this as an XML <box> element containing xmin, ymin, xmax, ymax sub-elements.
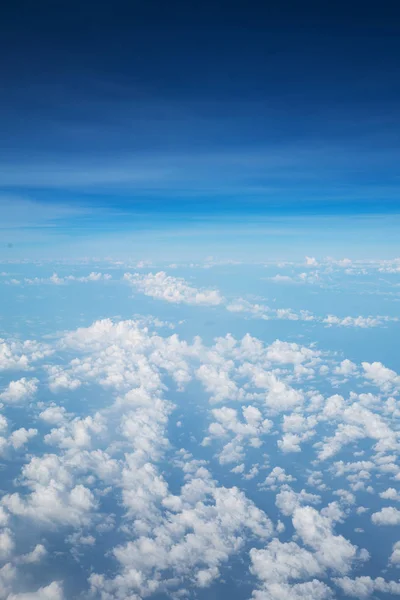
<box><xmin>250</xmin><ymin>501</ymin><xmax>367</xmax><ymax>600</ymax></box>
<box><xmin>371</xmin><ymin>507</ymin><xmax>400</xmax><ymax>525</ymax></box>
<box><xmin>89</xmin><ymin>464</ymin><xmax>273</xmax><ymax>598</ymax></box>
<box><xmin>323</xmin><ymin>314</ymin><xmax>398</xmax><ymax>328</ymax></box>
<box><xmin>0</xmin><ymin>315</ymin><xmax>398</xmax><ymax>598</ymax></box>
<box><xmin>333</xmin><ymin>576</ymin><xmax>400</xmax><ymax>598</ymax></box>
<box><xmin>7</xmin><ymin>581</ymin><xmax>64</xmax><ymax>600</ymax></box>
<box><xmin>389</xmin><ymin>541</ymin><xmax>400</xmax><ymax>565</ymax></box>
<box><xmin>362</xmin><ymin>361</ymin><xmax>400</xmax><ymax>391</ymax></box>
<box><xmin>124</xmin><ymin>271</ymin><xmax>224</xmax><ymax>305</ymax></box>
<box><xmin>0</xmin><ymin>338</ymin><xmax>51</xmax><ymax>371</ymax></box>
<box><xmin>0</xmin><ymin>378</ymin><xmax>38</xmax><ymax>404</ymax></box>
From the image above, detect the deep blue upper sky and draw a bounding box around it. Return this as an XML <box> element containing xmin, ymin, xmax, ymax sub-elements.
<box><xmin>1</xmin><ymin>0</ymin><xmax>400</xmax><ymax>257</ymax></box>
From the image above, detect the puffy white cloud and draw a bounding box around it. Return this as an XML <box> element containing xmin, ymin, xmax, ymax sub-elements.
<box><xmin>196</xmin><ymin>364</ymin><xmax>241</xmax><ymax>403</ymax></box>
<box><xmin>2</xmin><ymin>451</ymin><xmax>98</xmax><ymax>528</ymax></box>
<box><xmin>240</xmin><ymin>364</ymin><xmax>304</xmax><ymax>411</ymax></box>
<box><xmin>17</xmin><ymin>544</ymin><xmax>47</xmax><ymax>564</ymax></box>
<box><xmin>269</xmin><ymin>274</ymin><xmax>297</xmax><ymax>283</ymax></box>
<box><xmin>3</xmin><ymin>483</ymin><xmax>97</xmax><ymax>528</ymax></box>
<box><xmin>0</xmin><ymin>528</ymin><xmax>15</xmax><ymax>561</ymax></box>
<box><xmin>89</xmin><ymin>466</ymin><xmax>273</xmax><ymax>598</ymax></box>
<box><xmin>292</xmin><ymin>505</ymin><xmax>367</xmax><ymax>574</ymax></box>
<box><xmin>44</xmin><ymin>413</ymin><xmax>106</xmax><ymax>450</ymax></box>
<box><xmin>39</xmin><ymin>405</ymin><xmax>70</xmax><ymax>425</ymax></box>
<box><xmin>323</xmin><ymin>315</ymin><xmax>394</xmax><ymax>328</ymax></box>
<box><xmin>262</xmin><ymin>467</ymin><xmax>296</xmax><ymax>490</ymax></box>
<box><xmin>250</xmin><ymin>539</ymin><xmax>327</xmax><ymax>598</ymax></box>
<box><xmin>389</xmin><ymin>541</ymin><xmax>400</xmax><ymax>565</ymax></box>
<box><xmin>226</xmin><ymin>298</ymin><xmax>270</xmax><ymax>319</ymax></box>
<box><xmin>249</xmin><ymin>500</ymin><xmax>366</xmax><ymax>600</ymax></box>
<box><xmin>333</xmin><ymin>576</ymin><xmax>400</xmax><ymax>598</ymax></box>
<box><xmin>47</xmin><ymin>366</ymin><xmax>82</xmax><ymax>392</ymax></box>
<box><xmin>266</xmin><ymin>340</ymin><xmax>320</xmax><ymax>365</ymax></box>
<box><xmin>362</xmin><ymin>361</ymin><xmax>400</xmax><ymax>391</ymax></box>
<box><xmin>9</xmin><ymin>428</ymin><xmax>37</xmax><ymax>450</ymax></box>
<box><xmin>205</xmin><ymin>405</ymin><xmax>272</xmax><ymax>464</ymax></box>
<box><xmin>0</xmin><ymin>378</ymin><xmax>38</xmax><ymax>404</ymax></box>
<box><xmin>252</xmin><ymin>579</ymin><xmax>333</xmax><ymax>600</ymax></box>
<box><xmin>371</xmin><ymin>506</ymin><xmax>400</xmax><ymax>525</ymax></box>
<box><xmin>334</xmin><ymin>360</ymin><xmax>358</xmax><ymax>376</ymax></box>
<box><xmin>0</xmin><ymin>338</ymin><xmax>51</xmax><ymax>371</ymax></box>
<box><xmin>0</xmin><ymin>315</ymin><xmax>397</xmax><ymax>598</ymax></box>
<box><xmin>316</xmin><ymin>401</ymin><xmax>399</xmax><ymax>461</ymax></box>
<box><xmin>124</xmin><ymin>271</ymin><xmax>224</xmax><ymax>305</ymax></box>
<box><xmin>379</xmin><ymin>488</ymin><xmax>400</xmax><ymax>501</ymax></box>
<box><xmin>7</xmin><ymin>581</ymin><xmax>64</xmax><ymax>600</ymax></box>
<box><xmin>0</xmin><ymin>563</ymin><xmax>17</xmax><ymax>599</ymax></box>
<box><xmin>275</xmin><ymin>487</ymin><xmax>321</xmax><ymax>516</ymax></box>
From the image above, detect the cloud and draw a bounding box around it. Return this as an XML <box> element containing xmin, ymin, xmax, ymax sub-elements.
<box><xmin>89</xmin><ymin>464</ymin><xmax>273</xmax><ymax>598</ymax></box>
<box><xmin>0</xmin><ymin>338</ymin><xmax>52</xmax><ymax>371</ymax></box>
<box><xmin>389</xmin><ymin>541</ymin><xmax>400</xmax><ymax>565</ymax></box>
<box><xmin>3</xmin><ymin>483</ymin><xmax>97</xmax><ymax>528</ymax></box>
<box><xmin>269</xmin><ymin>274</ymin><xmax>297</xmax><ymax>283</ymax></box>
<box><xmin>22</xmin><ymin>272</ymin><xmax>112</xmax><ymax>285</ymax></box>
<box><xmin>333</xmin><ymin>576</ymin><xmax>400</xmax><ymax>598</ymax></box>
<box><xmin>323</xmin><ymin>315</ymin><xmax>396</xmax><ymax>328</ymax></box>
<box><xmin>334</xmin><ymin>360</ymin><xmax>358</xmax><ymax>376</ymax></box>
<box><xmin>371</xmin><ymin>507</ymin><xmax>400</xmax><ymax>525</ymax></box>
<box><xmin>262</xmin><ymin>467</ymin><xmax>296</xmax><ymax>490</ymax></box>
<box><xmin>379</xmin><ymin>488</ymin><xmax>400</xmax><ymax>501</ymax></box>
<box><xmin>17</xmin><ymin>544</ymin><xmax>47</xmax><ymax>565</ymax></box>
<box><xmin>250</xmin><ymin>501</ymin><xmax>367</xmax><ymax>600</ymax></box>
<box><xmin>0</xmin><ymin>315</ymin><xmax>398</xmax><ymax>597</ymax></box>
<box><xmin>124</xmin><ymin>271</ymin><xmax>224</xmax><ymax>305</ymax></box>
<box><xmin>0</xmin><ymin>378</ymin><xmax>38</xmax><ymax>404</ymax></box>
<box><xmin>362</xmin><ymin>361</ymin><xmax>400</xmax><ymax>391</ymax></box>
<box><xmin>7</xmin><ymin>581</ymin><xmax>64</xmax><ymax>600</ymax></box>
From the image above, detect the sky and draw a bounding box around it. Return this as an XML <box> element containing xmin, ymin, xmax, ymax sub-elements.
<box><xmin>1</xmin><ymin>0</ymin><xmax>400</xmax><ymax>259</ymax></box>
<box><xmin>1</xmin><ymin>3</ymin><xmax>400</xmax><ymax>600</ymax></box>
<box><xmin>1</xmin><ymin>259</ymin><xmax>400</xmax><ymax>600</ymax></box>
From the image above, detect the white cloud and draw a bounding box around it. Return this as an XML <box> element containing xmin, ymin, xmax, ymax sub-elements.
<box><xmin>9</xmin><ymin>428</ymin><xmax>37</xmax><ymax>450</ymax></box>
<box><xmin>23</xmin><ymin>272</ymin><xmax>112</xmax><ymax>285</ymax></box>
<box><xmin>124</xmin><ymin>271</ymin><xmax>224</xmax><ymax>305</ymax></box>
<box><xmin>262</xmin><ymin>467</ymin><xmax>296</xmax><ymax>490</ymax></box>
<box><xmin>0</xmin><ymin>315</ymin><xmax>397</xmax><ymax>597</ymax></box>
<box><xmin>39</xmin><ymin>405</ymin><xmax>70</xmax><ymax>426</ymax></box>
<box><xmin>323</xmin><ymin>315</ymin><xmax>394</xmax><ymax>328</ymax></box>
<box><xmin>18</xmin><ymin>544</ymin><xmax>47</xmax><ymax>564</ymax></box>
<box><xmin>250</xmin><ymin>501</ymin><xmax>366</xmax><ymax>600</ymax></box>
<box><xmin>0</xmin><ymin>378</ymin><xmax>38</xmax><ymax>404</ymax></box>
<box><xmin>7</xmin><ymin>581</ymin><xmax>64</xmax><ymax>600</ymax></box>
<box><xmin>275</xmin><ymin>487</ymin><xmax>321</xmax><ymax>517</ymax></box>
<box><xmin>379</xmin><ymin>488</ymin><xmax>400</xmax><ymax>501</ymax></box>
<box><xmin>334</xmin><ymin>576</ymin><xmax>400</xmax><ymax>598</ymax></box>
<box><xmin>389</xmin><ymin>541</ymin><xmax>400</xmax><ymax>565</ymax></box>
<box><xmin>0</xmin><ymin>338</ymin><xmax>51</xmax><ymax>371</ymax></box>
<box><xmin>371</xmin><ymin>507</ymin><xmax>400</xmax><ymax>525</ymax></box>
<box><xmin>292</xmin><ymin>505</ymin><xmax>367</xmax><ymax>573</ymax></box>
<box><xmin>89</xmin><ymin>465</ymin><xmax>273</xmax><ymax>598</ymax></box>
<box><xmin>362</xmin><ymin>361</ymin><xmax>400</xmax><ymax>391</ymax></box>
<box><xmin>334</xmin><ymin>360</ymin><xmax>358</xmax><ymax>376</ymax></box>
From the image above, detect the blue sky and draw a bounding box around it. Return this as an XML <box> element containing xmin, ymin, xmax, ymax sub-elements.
<box><xmin>1</xmin><ymin>8</ymin><xmax>400</xmax><ymax>595</ymax></box>
<box><xmin>1</xmin><ymin>0</ymin><xmax>400</xmax><ymax>259</ymax></box>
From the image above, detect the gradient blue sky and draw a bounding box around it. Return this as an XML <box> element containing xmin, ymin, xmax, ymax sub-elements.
<box><xmin>1</xmin><ymin>0</ymin><xmax>399</xmax><ymax>259</ymax></box>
